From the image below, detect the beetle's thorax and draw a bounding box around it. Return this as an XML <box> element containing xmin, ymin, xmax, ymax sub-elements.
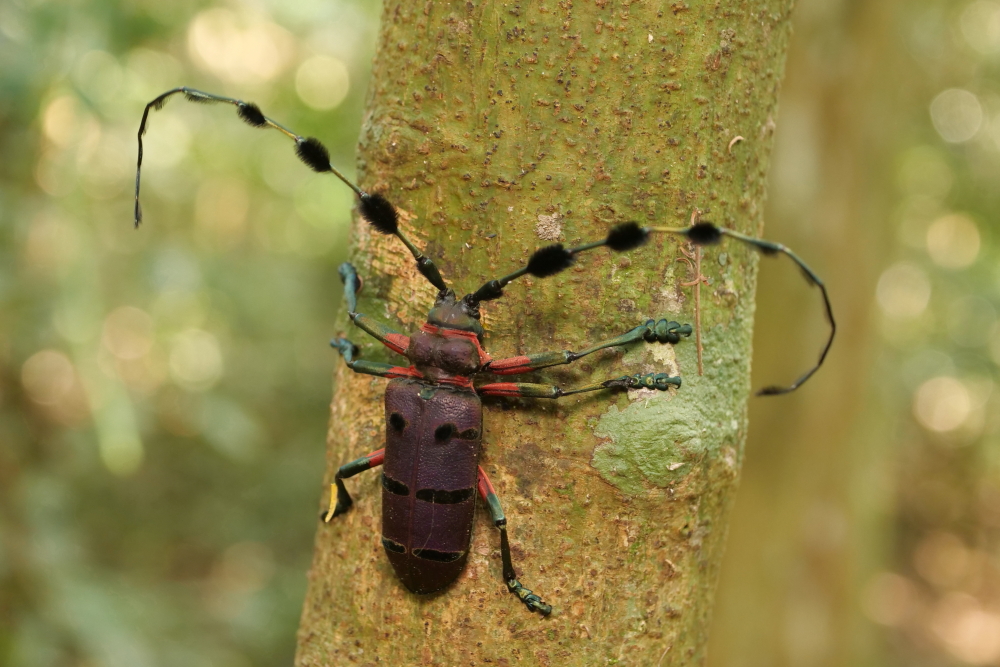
<box><xmin>407</xmin><ymin>324</ymin><xmax>490</xmax><ymax>380</ymax></box>
<box><xmin>408</xmin><ymin>292</ymin><xmax>491</xmax><ymax>381</ymax></box>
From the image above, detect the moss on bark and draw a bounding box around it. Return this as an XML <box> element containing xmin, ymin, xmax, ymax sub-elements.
<box><xmin>296</xmin><ymin>1</ymin><xmax>794</xmax><ymax>664</ymax></box>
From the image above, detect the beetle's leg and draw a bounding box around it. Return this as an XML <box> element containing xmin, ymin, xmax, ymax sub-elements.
<box><xmin>321</xmin><ymin>448</ymin><xmax>385</xmax><ymax>521</ymax></box>
<box><xmin>330</xmin><ymin>338</ymin><xmax>423</xmax><ymax>380</ymax></box>
<box><xmin>477</xmin><ymin>466</ymin><xmax>552</xmax><ymax>616</ymax></box>
<box><xmin>486</xmin><ymin>319</ymin><xmax>691</xmax><ymax>375</ymax></box>
<box><xmin>477</xmin><ymin>372</ymin><xmax>682</xmax><ymax>399</ymax></box>
<box><xmin>338</xmin><ymin>262</ymin><xmax>410</xmax><ymax>356</ymax></box>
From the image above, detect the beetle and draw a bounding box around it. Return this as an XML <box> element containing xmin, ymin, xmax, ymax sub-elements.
<box><xmin>134</xmin><ymin>88</ymin><xmax>835</xmax><ymax>615</ymax></box>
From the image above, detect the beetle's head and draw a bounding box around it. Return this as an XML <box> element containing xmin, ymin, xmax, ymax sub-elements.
<box><xmin>428</xmin><ymin>290</ymin><xmax>484</xmax><ymax>339</ymax></box>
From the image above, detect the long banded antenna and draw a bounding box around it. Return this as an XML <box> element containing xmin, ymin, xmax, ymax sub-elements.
<box><xmin>134</xmin><ymin>87</ymin><xmax>449</xmax><ymax>293</ymax></box>
<box><xmin>465</xmin><ymin>222</ymin><xmax>649</xmax><ymax>305</ymax></box>
<box><xmin>466</xmin><ymin>220</ymin><xmax>834</xmax><ymax>396</ymax></box>
<box><xmin>648</xmin><ymin>221</ymin><xmax>835</xmax><ymax>396</ymax></box>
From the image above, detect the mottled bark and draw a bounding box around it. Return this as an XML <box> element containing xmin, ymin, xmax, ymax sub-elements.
<box><xmin>297</xmin><ymin>1</ymin><xmax>795</xmax><ymax>664</ymax></box>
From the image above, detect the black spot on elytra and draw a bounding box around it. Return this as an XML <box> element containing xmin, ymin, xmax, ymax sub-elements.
<box><xmin>381</xmin><ymin>536</ymin><xmax>406</xmax><ymax>554</ymax></box>
<box><xmin>416</xmin><ymin>487</ymin><xmax>475</xmax><ymax>504</ymax></box>
<box><xmin>389</xmin><ymin>412</ymin><xmax>406</xmax><ymax>431</ymax></box>
<box><xmin>434</xmin><ymin>423</ymin><xmax>456</xmax><ymax>441</ymax></box>
<box><xmin>413</xmin><ymin>548</ymin><xmax>464</xmax><ymax>563</ymax></box>
<box><xmin>382</xmin><ymin>473</ymin><xmax>410</xmax><ymax>496</ymax></box>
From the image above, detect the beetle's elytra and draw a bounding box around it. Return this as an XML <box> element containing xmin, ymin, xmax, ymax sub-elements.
<box><xmin>134</xmin><ymin>87</ymin><xmax>835</xmax><ymax>615</ymax></box>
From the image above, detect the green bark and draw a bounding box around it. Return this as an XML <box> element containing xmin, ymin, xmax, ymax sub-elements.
<box><xmin>296</xmin><ymin>1</ymin><xmax>795</xmax><ymax>664</ymax></box>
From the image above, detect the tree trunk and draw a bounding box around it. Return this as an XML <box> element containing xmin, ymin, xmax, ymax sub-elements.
<box><xmin>296</xmin><ymin>1</ymin><xmax>795</xmax><ymax>664</ymax></box>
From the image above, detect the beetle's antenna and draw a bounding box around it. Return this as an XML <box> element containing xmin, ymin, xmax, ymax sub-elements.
<box><xmin>135</xmin><ymin>87</ymin><xmax>361</xmax><ymax>227</ymax></box>
<box><xmin>648</xmin><ymin>221</ymin><xmax>835</xmax><ymax>396</ymax></box>
<box><xmin>465</xmin><ymin>221</ymin><xmax>650</xmax><ymax>306</ymax></box>
<box><xmin>466</xmin><ymin>219</ymin><xmax>834</xmax><ymax>396</ymax></box>
<box><xmin>134</xmin><ymin>87</ymin><xmax>449</xmax><ymax>293</ymax></box>
<box><xmin>352</xmin><ymin>192</ymin><xmax>449</xmax><ymax>293</ymax></box>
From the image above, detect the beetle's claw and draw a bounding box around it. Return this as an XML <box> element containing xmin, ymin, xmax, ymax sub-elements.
<box><xmin>507</xmin><ymin>578</ymin><xmax>553</xmax><ymax>616</ymax></box>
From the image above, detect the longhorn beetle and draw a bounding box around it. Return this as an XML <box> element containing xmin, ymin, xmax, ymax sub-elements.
<box><xmin>134</xmin><ymin>88</ymin><xmax>836</xmax><ymax>616</ymax></box>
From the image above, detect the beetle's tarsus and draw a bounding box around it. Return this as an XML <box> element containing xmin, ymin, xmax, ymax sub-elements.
<box><xmin>642</xmin><ymin>319</ymin><xmax>693</xmax><ymax>345</ymax></box>
<box><xmin>333</xmin><ymin>485</ymin><xmax>354</xmax><ymax>517</ymax></box>
<box><xmin>331</xmin><ymin>500</ymin><xmax>353</xmax><ymax>519</ymax></box>
<box><xmin>319</xmin><ymin>505</ymin><xmax>349</xmax><ymax>522</ymax></box>
<box><xmin>321</xmin><ymin>481</ymin><xmax>354</xmax><ymax>523</ymax></box>
<box><xmin>330</xmin><ymin>337</ymin><xmax>359</xmax><ymax>361</ymax></box>
<box><xmin>507</xmin><ymin>579</ymin><xmax>553</xmax><ymax>616</ymax></box>
<box><xmin>607</xmin><ymin>372</ymin><xmax>683</xmax><ymax>392</ymax></box>
<box><xmin>322</xmin><ymin>450</ymin><xmax>386</xmax><ymax>524</ymax></box>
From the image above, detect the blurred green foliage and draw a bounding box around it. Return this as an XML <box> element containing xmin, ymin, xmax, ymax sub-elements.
<box><xmin>871</xmin><ymin>1</ymin><xmax>1000</xmax><ymax>663</ymax></box>
<box><xmin>0</xmin><ymin>0</ymin><xmax>380</xmax><ymax>664</ymax></box>
<box><xmin>709</xmin><ymin>0</ymin><xmax>1000</xmax><ymax>665</ymax></box>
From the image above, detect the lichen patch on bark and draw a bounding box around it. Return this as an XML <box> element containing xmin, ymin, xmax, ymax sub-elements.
<box><xmin>592</xmin><ymin>321</ymin><xmax>752</xmax><ymax>497</ymax></box>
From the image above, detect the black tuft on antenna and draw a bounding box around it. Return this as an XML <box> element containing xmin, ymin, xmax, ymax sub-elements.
<box><xmin>294</xmin><ymin>137</ymin><xmax>332</xmax><ymax>173</ymax></box>
<box><xmin>526</xmin><ymin>244</ymin><xmax>575</xmax><ymax>278</ymax></box>
<box><xmin>750</xmin><ymin>238</ymin><xmax>782</xmax><ymax>257</ymax></box>
<box><xmin>606</xmin><ymin>222</ymin><xmax>649</xmax><ymax>252</ymax></box>
<box><xmin>359</xmin><ymin>193</ymin><xmax>399</xmax><ymax>235</ymax></box>
<box><xmin>686</xmin><ymin>222</ymin><xmax>723</xmax><ymax>246</ymax></box>
<box><xmin>237</xmin><ymin>102</ymin><xmax>267</xmax><ymax>127</ymax></box>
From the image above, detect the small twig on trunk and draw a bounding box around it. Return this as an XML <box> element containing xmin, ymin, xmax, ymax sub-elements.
<box><xmin>676</xmin><ymin>209</ymin><xmax>709</xmax><ymax>375</ymax></box>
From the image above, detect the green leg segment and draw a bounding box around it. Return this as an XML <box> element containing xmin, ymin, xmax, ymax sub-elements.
<box><xmin>322</xmin><ymin>449</ymin><xmax>385</xmax><ymax>521</ymax></box>
<box><xmin>477</xmin><ymin>372</ymin><xmax>681</xmax><ymax>399</ymax></box>
<box><xmin>486</xmin><ymin>319</ymin><xmax>691</xmax><ymax>375</ymax></box>
<box><xmin>338</xmin><ymin>263</ymin><xmax>411</xmax><ymax>356</ymax></box>
<box><xmin>477</xmin><ymin>466</ymin><xmax>552</xmax><ymax>616</ymax></box>
<box><xmin>330</xmin><ymin>338</ymin><xmax>422</xmax><ymax>380</ymax></box>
